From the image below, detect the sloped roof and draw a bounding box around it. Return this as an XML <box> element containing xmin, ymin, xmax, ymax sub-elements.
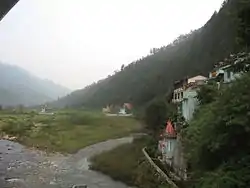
<box><xmin>0</xmin><ymin>0</ymin><xmax>19</xmax><ymax>21</ymax></box>
<box><xmin>165</xmin><ymin>120</ymin><xmax>175</xmax><ymax>135</ymax></box>
<box><xmin>188</xmin><ymin>75</ymin><xmax>207</xmax><ymax>83</ymax></box>
<box><xmin>124</xmin><ymin>103</ymin><xmax>133</xmax><ymax>110</ymax></box>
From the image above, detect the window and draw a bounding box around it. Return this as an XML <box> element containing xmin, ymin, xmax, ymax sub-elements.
<box><xmin>181</xmin><ymin>92</ymin><xmax>183</xmax><ymax>98</ymax></box>
<box><xmin>168</xmin><ymin>141</ymin><xmax>172</xmax><ymax>152</ymax></box>
<box><xmin>174</xmin><ymin>93</ymin><xmax>177</xmax><ymax>100</ymax></box>
<box><xmin>178</xmin><ymin>93</ymin><xmax>180</xmax><ymax>99</ymax></box>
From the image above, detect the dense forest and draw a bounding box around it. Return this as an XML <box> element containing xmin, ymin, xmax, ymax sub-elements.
<box><xmin>54</xmin><ymin>0</ymin><xmax>248</xmax><ymax>109</ymax></box>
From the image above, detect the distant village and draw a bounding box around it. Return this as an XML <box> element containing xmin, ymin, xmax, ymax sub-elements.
<box><xmin>102</xmin><ymin>103</ymin><xmax>133</xmax><ymax>116</ymax></box>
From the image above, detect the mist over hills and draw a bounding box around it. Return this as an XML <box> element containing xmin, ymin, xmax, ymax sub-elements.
<box><xmin>54</xmin><ymin>0</ymin><xmax>246</xmax><ymax>108</ymax></box>
<box><xmin>0</xmin><ymin>63</ymin><xmax>70</xmax><ymax>106</ymax></box>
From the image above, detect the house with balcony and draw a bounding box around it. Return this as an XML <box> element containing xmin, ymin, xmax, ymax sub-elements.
<box><xmin>172</xmin><ymin>78</ymin><xmax>187</xmax><ymax>104</ymax></box>
<box><xmin>172</xmin><ymin>75</ymin><xmax>207</xmax><ymax>121</ymax></box>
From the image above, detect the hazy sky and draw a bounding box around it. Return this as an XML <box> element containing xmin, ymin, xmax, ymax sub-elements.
<box><xmin>0</xmin><ymin>0</ymin><xmax>224</xmax><ymax>89</ymax></box>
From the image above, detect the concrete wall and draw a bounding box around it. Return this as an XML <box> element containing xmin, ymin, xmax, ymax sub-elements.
<box><xmin>182</xmin><ymin>89</ymin><xmax>199</xmax><ymax>122</ymax></box>
<box><xmin>172</xmin><ymin>136</ymin><xmax>187</xmax><ymax>180</ymax></box>
<box><xmin>142</xmin><ymin>148</ymin><xmax>179</xmax><ymax>188</ymax></box>
<box><xmin>162</xmin><ymin>138</ymin><xmax>177</xmax><ymax>160</ymax></box>
<box><xmin>224</xmin><ymin>70</ymin><xmax>242</xmax><ymax>83</ymax></box>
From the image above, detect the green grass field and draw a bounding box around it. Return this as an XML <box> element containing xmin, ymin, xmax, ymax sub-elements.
<box><xmin>90</xmin><ymin>137</ymin><xmax>170</xmax><ymax>188</ymax></box>
<box><xmin>0</xmin><ymin>110</ymin><xmax>141</xmax><ymax>153</ymax></box>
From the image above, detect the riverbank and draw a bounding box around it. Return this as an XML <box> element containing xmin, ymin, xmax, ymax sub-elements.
<box><xmin>90</xmin><ymin>136</ymin><xmax>170</xmax><ymax>188</ymax></box>
<box><xmin>0</xmin><ymin>110</ymin><xmax>141</xmax><ymax>153</ymax></box>
<box><xmin>0</xmin><ymin>137</ymin><xmax>135</xmax><ymax>188</ymax></box>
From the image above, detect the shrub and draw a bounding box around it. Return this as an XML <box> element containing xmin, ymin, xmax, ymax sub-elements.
<box><xmin>183</xmin><ymin>73</ymin><xmax>250</xmax><ymax>187</ymax></box>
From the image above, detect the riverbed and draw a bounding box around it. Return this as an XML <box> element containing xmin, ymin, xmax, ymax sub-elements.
<box><xmin>0</xmin><ymin>137</ymin><xmax>134</xmax><ymax>188</ymax></box>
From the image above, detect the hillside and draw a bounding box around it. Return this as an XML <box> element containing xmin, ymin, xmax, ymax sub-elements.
<box><xmin>54</xmin><ymin>0</ymin><xmax>248</xmax><ymax>108</ymax></box>
<box><xmin>0</xmin><ymin>63</ymin><xmax>70</xmax><ymax>106</ymax></box>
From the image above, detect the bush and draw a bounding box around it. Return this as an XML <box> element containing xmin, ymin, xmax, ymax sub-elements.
<box><xmin>183</xmin><ymin>73</ymin><xmax>250</xmax><ymax>187</ymax></box>
<box><xmin>196</xmin><ymin>81</ymin><xmax>218</xmax><ymax>105</ymax></box>
<box><xmin>145</xmin><ymin>99</ymin><xmax>167</xmax><ymax>135</ymax></box>
<box><xmin>68</xmin><ymin>113</ymin><xmax>93</xmax><ymax>125</ymax></box>
<box><xmin>1</xmin><ymin>118</ymin><xmax>33</xmax><ymax>136</ymax></box>
<box><xmin>90</xmin><ymin>137</ymin><xmax>167</xmax><ymax>188</ymax></box>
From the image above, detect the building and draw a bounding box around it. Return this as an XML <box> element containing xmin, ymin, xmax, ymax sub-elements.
<box><xmin>39</xmin><ymin>105</ymin><xmax>54</xmax><ymax>115</ymax></box>
<box><xmin>102</xmin><ymin>105</ymin><xmax>111</xmax><ymax>113</ymax></box>
<box><xmin>159</xmin><ymin>120</ymin><xmax>177</xmax><ymax>166</ymax></box>
<box><xmin>172</xmin><ymin>75</ymin><xmax>207</xmax><ymax>121</ymax></box>
<box><xmin>172</xmin><ymin>76</ymin><xmax>207</xmax><ymax>104</ymax></box>
<box><xmin>187</xmin><ymin>75</ymin><xmax>207</xmax><ymax>84</ymax></box>
<box><xmin>209</xmin><ymin>52</ymin><xmax>250</xmax><ymax>85</ymax></box>
<box><xmin>104</xmin><ymin>103</ymin><xmax>133</xmax><ymax>116</ymax></box>
<box><xmin>124</xmin><ymin>103</ymin><xmax>133</xmax><ymax>110</ymax></box>
<box><xmin>181</xmin><ymin>79</ymin><xmax>207</xmax><ymax>121</ymax></box>
<box><xmin>158</xmin><ymin>120</ymin><xmax>187</xmax><ymax>180</ymax></box>
<box><xmin>172</xmin><ymin>78</ymin><xmax>187</xmax><ymax>103</ymax></box>
<box><xmin>118</xmin><ymin>108</ymin><xmax>126</xmax><ymax>115</ymax></box>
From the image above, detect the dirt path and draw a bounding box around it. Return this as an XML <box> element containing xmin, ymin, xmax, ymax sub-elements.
<box><xmin>0</xmin><ymin>137</ymin><xmax>135</xmax><ymax>188</ymax></box>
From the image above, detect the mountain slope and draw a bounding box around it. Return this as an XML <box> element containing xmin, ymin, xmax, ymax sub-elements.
<box><xmin>0</xmin><ymin>63</ymin><xmax>70</xmax><ymax>106</ymax></box>
<box><xmin>54</xmin><ymin>0</ymin><xmax>248</xmax><ymax>108</ymax></box>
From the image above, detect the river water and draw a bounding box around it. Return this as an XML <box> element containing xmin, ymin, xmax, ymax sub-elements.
<box><xmin>0</xmin><ymin>137</ymin><xmax>134</xmax><ymax>188</ymax></box>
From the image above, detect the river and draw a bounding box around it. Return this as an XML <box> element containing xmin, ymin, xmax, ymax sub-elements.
<box><xmin>0</xmin><ymin>137</ymin><xmax>135</xmax><ymax>188</ymax></box>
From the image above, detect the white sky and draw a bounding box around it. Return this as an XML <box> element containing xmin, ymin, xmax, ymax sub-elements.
<box><xmin>0</xmin><ymin>0</ymin><xmax>224</xmax><ymax>89</ymax></box>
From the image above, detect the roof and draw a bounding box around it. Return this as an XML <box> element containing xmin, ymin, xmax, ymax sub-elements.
<box><xmin>213</xmin><ymin>52</ymin><xmax>250</xmax><ymax>70</ymax></box>
<box><xmin>0</xmin><ymin>0</ymin><xmax>19</xmax><ymax>21</ymax></box>
<box><xmin>165</xmin><ymin>120</ymin><xmax>176</xmax><ymax>136</ymax></box>
<box><xmin>188</xmin><ymin>75</ymin><xmax>207</xmax><ymax>83</ymax></box>
<box><xmin>124</xmin><ymin>103</ymin><xmax>133</xmax><ymax>110</ymax></box>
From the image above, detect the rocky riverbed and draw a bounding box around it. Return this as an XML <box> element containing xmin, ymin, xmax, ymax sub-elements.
<box><xmin>0</xmin><ymin>137</ymin><xmax>134</xmax><ymax>188</ymax></box>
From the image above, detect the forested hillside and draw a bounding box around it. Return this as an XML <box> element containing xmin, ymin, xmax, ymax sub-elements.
<box><xmin>54</xmin><ymin>0</ymin><xmax>247</xmax><ymax>108</ymax></box>
<box><xmin>0</xmin><ymin>63</ymin><xmax>70</xmax><ymax>106</ymax></box>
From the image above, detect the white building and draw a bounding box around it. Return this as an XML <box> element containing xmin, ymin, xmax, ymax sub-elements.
<box><xmin>118</xmin><ymin>108</ymin><xmax>126</xmax><ymax>115</ymax></box>
<box><xmin>208</xmin><ymin>58</ymin><xmax>249</xmax><ymax>84</ymax></box>
<box><xmin>172</xmin><ymin>75</ymin><xmax>207</xmax><ymax>121</ymax></box>
<box><xmin>181</xmin><ymin>88</ymin><xmax>199</xmax><ymax>122</ymax></box>
<box><xmin>172</xmin><ymin>75</ymin><xmax>207</xmax><ymax>104</ymax></box>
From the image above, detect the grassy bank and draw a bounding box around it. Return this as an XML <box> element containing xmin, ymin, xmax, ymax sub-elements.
<box><xmin>0</xmin><ymin>110</ymin><xmax>141</xmax><ymax>153</ymax></box>
<box><xmin>90</xmin><ymin>137</ymin><xmax>170</xmax><ymax>188</ymax></box>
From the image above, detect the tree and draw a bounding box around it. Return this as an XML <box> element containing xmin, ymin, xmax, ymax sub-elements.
<box><xmin>121</xmin><ymin>64</ymin><xmax>125</xmax><ymax>71</ymax></box>
<box><xmin>237</xmin><ymin>0</ymin><xmax>250</xmax><ymax>48</ymax></box>
<box><xmin>145</xmin><ymin>99</ymin><xmax>167</xmax><ymax>136</ymax></box>
<box><xmin>182</xmin><ymin>73</ymin><xmax>250</xmax><ymax>187</ymax></box>
<box><xmin>196</xmin><ymin>82</ymin><xmax>218</xmax><ymax>105</ymax></box>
